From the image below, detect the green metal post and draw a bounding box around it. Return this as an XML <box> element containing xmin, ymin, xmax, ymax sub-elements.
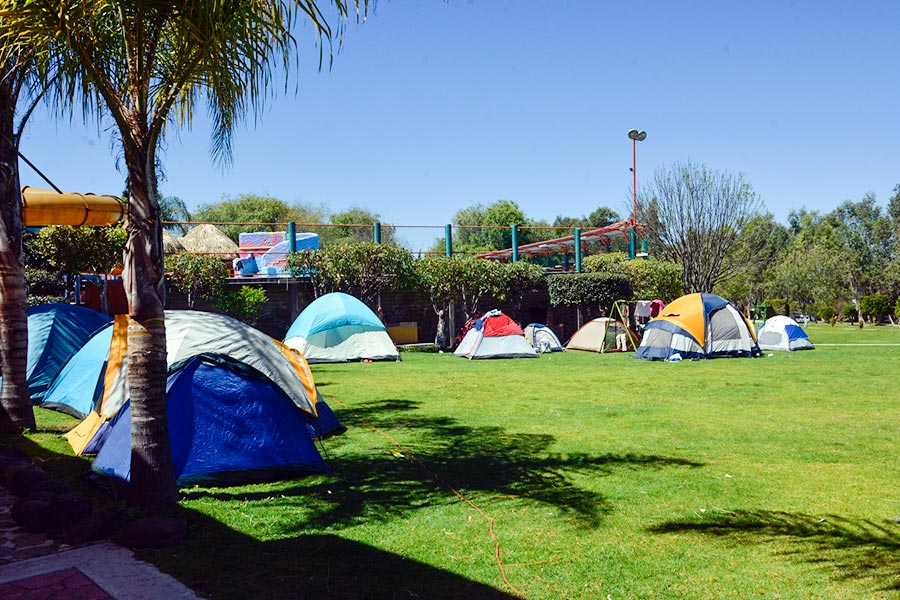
<box><xmin>511</xmin><ymin>225</ymin><xmax>519</xmax><ymax>262</ymax></box>
<box><xmin>374</xmin><ymin>222</ymin><xmax>382</xmax><ymax>244</ymax></box>
<box><xmin>288</xmin><ymin>221</ymin><xmax>296</xmax><ymax>253</ymax></box>
<box><xmin>629</xmin><ymin>225</ymin><xmax>636</xmax><ymax>259</ymax></box>
<box><xmin>574</xmin><ymin>228</ymin><xmax>582</xmax><ymax>273</ymax></box>
<box><xmin>641</xmin><ymin>237</ymin><xmax>649</xmax><ymax>257</ymax></box>
<box><xmin>445</xmin><ymin>224</ymin><xmax>453</xmax><ymax>257</ymax></box>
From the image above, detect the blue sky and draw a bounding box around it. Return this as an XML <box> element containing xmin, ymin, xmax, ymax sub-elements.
<box><xmin>18</xmin><ymin>1</ymin><xmax>900</xmax><ymax>251</ymax></box>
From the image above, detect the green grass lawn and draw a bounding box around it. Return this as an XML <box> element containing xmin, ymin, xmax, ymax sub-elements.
<box><xmin>15</xmin><ymin>323</ymin><xmax>900</xmax><ymax>599</ymax></box>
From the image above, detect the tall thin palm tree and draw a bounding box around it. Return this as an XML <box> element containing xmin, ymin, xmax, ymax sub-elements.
<box><xmin>0</xmin><ymin>51</ymin><xmax>35</xmax><ymax>433</ymax></box>
<box><xmin>1</xmin><ymin>0</ymin><xmax>364</xmax><ymax>508</ymax></box>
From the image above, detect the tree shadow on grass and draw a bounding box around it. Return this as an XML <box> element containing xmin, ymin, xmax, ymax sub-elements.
<box><xmin>145</xmin><ymin>511</ymin><xmax>520</xmax><ymax>600</ymax></box>
<box><xmin>183</xmin><ymin>398</ymin><xmax>703</xmax><ymax>531</ymax></box>
<box><xmin>649</xmin><ymin>510</ymin><xmax>900</xmax><ymax>592</ymax></box>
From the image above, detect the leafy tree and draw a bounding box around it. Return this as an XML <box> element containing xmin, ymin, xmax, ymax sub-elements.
<box><xmin>322</xmin><ymin>206</ymin><xmax>397</xmax><ymax>246</ymax></box>
<box><xmin>3</xmin><ymin>0</ymin><xmax>364</xmax><ymax>507</ymax></box>
<box><xmin>289</xmin><ymin>242</ymin><xmax>415</xmax><ymax>307</ymax></box>
<box><xmin>858</xmin><ymin>294</ymin><xmax>889</xmax><ymax>323</ymax></box>
<box><xmin>31</xmin><ymin>225</ymin><xmax>128</xmax><ymax>314</ymax></box>
<box><xmin>214</xmin><ymin>286</ymin><xmax>267</xmax><ymax>325</ymax></box>
<box><xmin>433</xmin><ymin>200</ymin><xmax>534</xmax><ymax>253</ymax></box>
<box><xmin>414</xmin><ymin>256</ymin><xmax>460</xmax><ymax>348</ymax></box>
<box><xmin>639</xmin><ymin>162</ymin><xmax>762</xmax><ymax>294</ymax></box>
<box><xmin>164</xmin><ymin>252</ymin><xmax>228</xmax><ymax>308</ymax></box>
<box><xmin>498</xmin><ymin>261</ymin><xmax>546</xmax><ymax>322</ymax></box>
<box><xmin>413</xmin><ymin>255</ymin><xmax>507</xmax><ymax>346</ymax></box>
<box><xmin>193</xmin><ymin>194</ymin><xmax>328</xmax><ymax>243</ymax></box>
<box><xmin>287</xmin><ymin>249</ymin><xmax>327</xmax><ymax>298</ymax></box>
<box><xmin>715</xmin><ymin>213</ymin><xmax>791</xmax><ymax>308</ymax></box>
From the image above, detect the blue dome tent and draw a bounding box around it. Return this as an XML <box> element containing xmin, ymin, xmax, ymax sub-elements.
<box><xmin>91</xmin><ymin>356</ymin><xmax>330</xmax><ymax>486</ymax></box>
<box><xmin>21</xmin><ymin>303</ymin><xmax>111</xmax><ymax>402</ymax></box>
<box><xmin>284</xmin><ymin>292</ymin><xmax>400</xmax><ymax>363</ymax></box>
<box><xmin>40</xmin><ymin>322</ymin><xmax>113</xmax><ymax>418</ymax></box>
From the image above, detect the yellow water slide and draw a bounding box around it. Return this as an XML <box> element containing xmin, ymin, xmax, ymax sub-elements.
<box><xmin>21</xmin><ymin>186</ymin><xmax>125</xmax><ymax>227</ymax></box>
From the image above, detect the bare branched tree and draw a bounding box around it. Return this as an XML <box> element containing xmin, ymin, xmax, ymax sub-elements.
<box><xmin>641</xmin><ymin>162</ymin><xmax>762</xmax><ymax>294</ymax></box>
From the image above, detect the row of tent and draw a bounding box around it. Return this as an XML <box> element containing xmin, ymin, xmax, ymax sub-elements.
<box><xmin>452</xmin><ymin>293</ymin><xmax>814</xmax><ymax>361</ymax></box>
<box><xmin>13</xmin><ymin>293</ymin><xmax>408</xmax><ymax>489</ymax></box>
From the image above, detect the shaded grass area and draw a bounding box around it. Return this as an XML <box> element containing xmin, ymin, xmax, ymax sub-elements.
<box><xmin>650</xmin><ymin>510</ymin><xmax>900</xmax><ymax>592</ymax></box>
<box><xmin>10</xmin><ymin>323</ymin><xmax>900</xmax><ymax>598</ymax></box>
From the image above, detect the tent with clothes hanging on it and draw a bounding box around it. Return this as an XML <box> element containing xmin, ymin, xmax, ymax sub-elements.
<box><xmin>40</xmin><ymin>322</ymin><xmax>113</xmax><ymax>419</ymax></box>
<box><xmin>566</xmin><ymin>317</ymin><xmax>636</xmax><ymax>353</ymax></box>
<box><xmin>65</xmin><ymin>310</ymin><xmax>342</xmax><ymax>456</ymax></box>
<box><xmin>523</xmin><ymin>323</ymin><xmax>564</xmax><ymax>353</ymax></box>
<box><xmin>635</xmin><ymin>293</ymin><xmax>761</xmax><ymax>360</ymax></box>
<box><xmin>757</xmin><ymin>315</ymin><xmax>814</xmax><ymax>351</ymax></box>
<box><xmin>284</xmin><ymin>292</ymin><xmax>400</xmax><ymax>363</ymax></box>
<box><xmin>17</xmin><ymin>303</ymin><xmax>111</xmax><ymax>403</ymax></box>
<box><xmin>454</xmin><ymin>310</ymin><xmax>538</xmax><ymax>359</ymax></box>
<box><xmin>90</xmin><ymin>356</ymin><xmax>330</xmax><ymax>486</ymax></box>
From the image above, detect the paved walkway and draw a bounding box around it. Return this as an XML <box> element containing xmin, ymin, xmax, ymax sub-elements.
<box><xmin>0</xmin><ymin>484</ymin><xmax>201</xmax><ymax>599</ymax></box>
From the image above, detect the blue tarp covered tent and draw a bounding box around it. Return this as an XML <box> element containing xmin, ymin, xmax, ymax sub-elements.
<box><xmin>91</xmin><ymin>356</ymin><xmax>330</xmax><ymax>486</ymax></box>
<box><xmin>284</xmin><ymin>292</ymin><xmax>400</xmax><ymax>363</ymax></box>
<box><xmin>22</xmin><ymin>303</ymin><xmax>111</xmax><ymax>402</ymax></box>
<box><xmin>40</xmin><ymin>322</ymin><xmax>113</xmax><ymax>418</ymax></box>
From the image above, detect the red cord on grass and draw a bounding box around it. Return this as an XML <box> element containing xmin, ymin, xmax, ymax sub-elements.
<box><xmin>329</xmin><ymin>394</ymin><xmax>523</xmax><ymax>598</ymax></box>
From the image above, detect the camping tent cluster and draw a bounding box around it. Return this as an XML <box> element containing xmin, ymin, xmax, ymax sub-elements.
<box><xmin>25</xmin><ymin>304</ymin><xmax>347</xmax><ymax>487</ymax></box>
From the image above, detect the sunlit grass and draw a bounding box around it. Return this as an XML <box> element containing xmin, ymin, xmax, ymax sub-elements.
<box><xmin>14</xmin><ymin>324</ymin><xmax>900</xmax><ymax>599</ymax></box>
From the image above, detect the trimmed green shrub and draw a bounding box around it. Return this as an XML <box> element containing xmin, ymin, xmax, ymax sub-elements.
<box><xmin>547</xmin><ymin>272</ymin><xmax>632</xmax><ymax>312</ymax></box>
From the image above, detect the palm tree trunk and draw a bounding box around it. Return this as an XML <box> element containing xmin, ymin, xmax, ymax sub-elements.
<box><xmin>122</xmin><ymin>144</ymin><xmax>178</xmax><ymax>509</ymax></box>
<box><xmin>0</xmin><ymin>79</ymin><xmax>35</xmax><ymax>433</ymax></box>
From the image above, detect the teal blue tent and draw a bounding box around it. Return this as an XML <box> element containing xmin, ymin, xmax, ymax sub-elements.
<box><xmin>91</xmin><ymin>356</ymin><xmax>330</xmax><ymax>486</ymax></box>
<box><xmin>283</xmin><ymin>292</ymin><xmax>399</xmax><ymax>363</ymax></box>
<box><xmin>40</xmin><ymin>323</ymin><xmax>113</xmax><ymax>418</ymax></box>
<box><xmin>24</xmin><ymin>303</ymin><xmax>111</xmax><ymax>402</ymax></box>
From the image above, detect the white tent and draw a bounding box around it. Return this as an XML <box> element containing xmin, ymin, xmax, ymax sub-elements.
<box><xmin>566</xmin><ymin>318</ymin><xmax>634</xmax><ymax>353</ymax></box>
<box><xmin>757</xmin><ymin>315</ymin><xmax>814</xmax><ymax>351</ymax></box>
<box><xmin>454</xmin><ymin>310</ymin><xmax>538</xmax><ymax>359</ymax></box>
<box><xmin>523</xmin><ymin>323</ymin><xmax>564</xmax><ymax>352</ymax></box>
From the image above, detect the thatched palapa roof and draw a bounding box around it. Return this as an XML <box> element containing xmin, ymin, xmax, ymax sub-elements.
<box><xmin>162</xmin><ymin>229</ymin><xmax>185</xmax><ymax>254</ymax></box>
<box><xmin>178</xmin><ymin>224</ymin><xmax>239</xmax><ymax>260</ymax></box>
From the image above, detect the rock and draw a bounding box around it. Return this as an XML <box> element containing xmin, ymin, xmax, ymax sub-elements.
<box><xmin>119</xmin><ymin>516</ymin><xmax>188</xmax><ymax>549</ymax></box>
<box><xmin>16</xmin><ymin>497</ymin><xmax>53</xmax><ymax>533</ymax></box>
<box><xmin>47</xmin><ymin>492</ymin><xmax>94</xmax><ymax>534</ymax></box>
<box><xmin>12</xmin><ymin>490</ymin><xmax>58</xmax><ymax>525</ymax></box>
<box><xmin>63</xmin><ymin>507</ymin><xmax>126</xmax><ymax>545</ymax></box>
<box><xmin>27</xmin><ymin>479</ymin><xmax>75</xmax><ymax>497</ymax></box>
<box><xmin>8</xmin><ymin>464</ymin><xmax>49</xmax><ymax>496</ymax></box>
<box><xmin>0</xmin><ymin>445</ymin><xmax>30</xmax><ymax>472</ymax></box>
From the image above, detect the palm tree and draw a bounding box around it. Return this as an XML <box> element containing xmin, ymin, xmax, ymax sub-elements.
<box><xmin>0</xmin><ymin>51</ymin><xmax>35</xmax><ymax>433</ymax></box>
<box><xmin>1</xmin><ymin>0</ymin><xmax>364</xmax><ymax>508</ymax></box>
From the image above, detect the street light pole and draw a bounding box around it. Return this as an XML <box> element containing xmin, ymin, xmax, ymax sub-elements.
<box><xmin>627</xmin><ymin>129</ymin><xmax>646</xmax><ymax>259</ymax></box>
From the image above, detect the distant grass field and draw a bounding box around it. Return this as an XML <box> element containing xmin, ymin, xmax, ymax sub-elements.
<box><xmin>15</xmin><ymin>323</ymin><xmax>900</xmax><ymax>599</ymax></box>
